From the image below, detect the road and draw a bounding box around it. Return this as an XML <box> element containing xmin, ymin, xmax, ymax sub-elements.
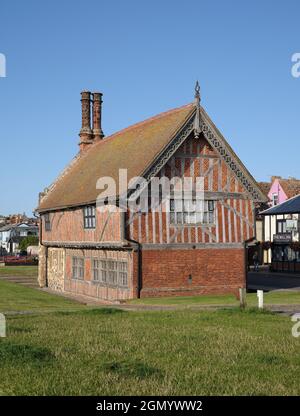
<box><xmin>247</xmin><ymin>270</ymin><xmax>300</xmax><ymax>291</ymax></box>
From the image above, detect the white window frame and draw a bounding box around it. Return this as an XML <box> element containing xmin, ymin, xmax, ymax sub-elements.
<box><xmin>72</xmin><ymin>257</ymin><xmax>84</xmax><ymax>279</ymax></box>
<box><xmin>83</xmin><ymin>206</ymin><xmax>96</xmax><ymax>229</ymax></box>
<box><xmin>92</xmin><ymin>258</ymin><xmax>128</xmax><ymax>287</ymax></box>
<box><xmin>272</xmin><ymin>193</ymin><xmax>279</xmax><ymax>206</ymax></box>
<box><xmin>169</xmin><ymin>198</ymin><xmax>215</xmax><ymax>226</ymax></box>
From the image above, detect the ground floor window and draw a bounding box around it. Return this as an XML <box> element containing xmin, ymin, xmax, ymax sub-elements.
<box><xmin>272</xmin><ymin>245</ymin><xmax>300</xmax><ymax>262</ymax></box>
<box><xmin>72</xmin><ymin>257</ymin><xmax>84</xmax><ymax>279</ymax></box>
<box><xmin>92</xmin><ymin>258</ymin><xmax>128</xmax><ymax>287</ymax></box>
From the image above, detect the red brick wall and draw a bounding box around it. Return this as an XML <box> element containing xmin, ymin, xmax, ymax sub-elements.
<box><xmin>42</xmin><ymin>207</ymin><xmax>122</xmax><ymax>243</ymax></box>
<box><xmin>140</xmin><ymin>247</ymin><xmax>245</xmax><ymax>297</ymax></box>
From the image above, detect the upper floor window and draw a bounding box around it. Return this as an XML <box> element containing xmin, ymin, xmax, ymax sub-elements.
<box><xmin>277</xmin><ymin>219</ymin><xmax>287</xmax><ymax>234</ymax></box>
<box><xmin>44</xmin><ymin>213</ymin><xmax>51</xmax><ymax>231</ymax></box>
<box><xmin>83</xmin><ymin>205</ymin><xmax>96</xmax><ymax>229</ymax></box>
<box><xmin>170</xmin><ymin>199</ymin><xmax>215</xmax><ymax>225</ymax></box>
<box><xmin>272</xmin><ymin>193</ymin><xmax>278</xmax><ymax>206</ymax></box>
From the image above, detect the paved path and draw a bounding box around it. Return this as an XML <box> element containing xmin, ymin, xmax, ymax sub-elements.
<box><xmin>247</xmin><ymin>270</ymin><xmax>300</xmax><ymax>292</ymax></box>
<box><xmin>41</xmin><ymin>288</ymin><xmax>299</xmax><ymax>316</ymax></box>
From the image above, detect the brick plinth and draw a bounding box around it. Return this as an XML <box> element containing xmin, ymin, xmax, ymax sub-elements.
<box><xmin>140</xmin><ymin>247</ymin><xmax>246</xmax><ymax>298</ymax></box>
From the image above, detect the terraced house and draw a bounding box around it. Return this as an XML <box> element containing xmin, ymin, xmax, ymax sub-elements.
<box><xmin>37</xmin><ymin>86</ymin><xmax>266</xmax><ymax>301</ymax></box>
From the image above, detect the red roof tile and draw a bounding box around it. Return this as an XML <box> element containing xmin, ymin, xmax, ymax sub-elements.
<box><xmin>38</xmin><ymin>103</ymin><xmax>195</xmax><ymax>211</ymax></box>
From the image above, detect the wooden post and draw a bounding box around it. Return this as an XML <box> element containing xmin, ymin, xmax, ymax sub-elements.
<box><xmin>239</xmin><ymin>287</ymin><xmax>247</xmax><ymax>309</ymax></box>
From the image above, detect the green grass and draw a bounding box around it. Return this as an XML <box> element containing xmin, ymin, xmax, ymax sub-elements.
<box><xmin>0</xmin><ymin>308</ymin><xmax>299</xmax><ymax>395</ymax></box>
<box><xmin>0</xmin><ymin>280</ymin><xmax>300</xmax><ymax>395</ymax></box>
<box><xmin>128</xmin><ymin>292</ymin><xmax>300</xmax><ymax>307</ymax></box>
<box><xmin>0</xmin><ymin>266</ymin><xmax>38</xmax><ymax>277</ymax></box>
<box><xmin>0</xmin><ymin>280</ymin><xmax>86</xmax><ymax>313</ymax></box>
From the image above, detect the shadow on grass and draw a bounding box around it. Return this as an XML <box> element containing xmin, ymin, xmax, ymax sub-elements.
<box><xmin>256</xmin><ymin>353</ymin><xmax>288</xmax><ymax>365</ymax></box>
<box><xmin>54</xmin><ymin>308</ymin><xmax>125</xmax><ymax>317</ymax></box>
<box><xmin>8</xmin><ymin>326</ymin><xmax>32</xmax><ymax>334</ymax></box>
<box><xmin>100</xmin><ymin>360</ymin><xmax>164</xmax><ymax>380</ymax></box>
<box><xmin>0</xmin><ymin>342</ymin><xmax>55</xmax><ymax>366</ymax></box>
<box><xmin>217</xmin><ymin>307</ymin><xmax>276</xmax><ymax>316</ymax></box>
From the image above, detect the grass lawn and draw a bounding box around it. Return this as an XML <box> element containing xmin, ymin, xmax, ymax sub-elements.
<box><xmin>0</xmin><ymin>266</ymin><xmax>38</xmax><ymax>277</ymax></box>
<box><xmin>0</xmin><ymin>280</ymin><xmax>300</xmax><ymax>395</ymax></box>
<box><xmin>128</xmin><ymin>291</ymin><xmax>300</xmax><ymax>307</ymax></box>
<box><xmin>0</xmin><ymin>280</ymin><xmax>86</xmax><ymax>313</ymax></box>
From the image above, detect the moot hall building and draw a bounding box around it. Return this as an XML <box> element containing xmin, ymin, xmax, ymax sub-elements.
<box><xmin>37</xmin><ymin>85</ymin><xmax>266</xmax><ymax>301</ymax></box>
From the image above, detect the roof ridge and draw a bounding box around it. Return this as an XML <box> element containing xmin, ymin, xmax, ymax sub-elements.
<box><xmin>90</xmin><ymin>102</ymin><xmax>194</xmax><ymax>147</ymax></box>
<box><xmin>279</xmin><ymin>178</ymin><xmax>300</xmax><ymax>182</ymax></box>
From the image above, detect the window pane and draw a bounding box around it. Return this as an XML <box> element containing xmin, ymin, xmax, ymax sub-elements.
<box><xmin>189</xmin><ymin>213</ymin><xmax>196</xmax><ymax>224</ymax></box>
<box><xmin>175</xmin><ymin>200</ymin><xmax>182</xmax><ymax>212</ymax></box>
<box><xmin>177</xmin><ymin>213</ymin><xmax>183</xmax><ymax>224</ymax></box>
<box><xmin>83</xmin><ymin>205</ymin><xmax>96</xmax><ymax>229</ymax></box>
<box><xmin>183</xmin><ymin>212</ymin><xmax>189</xmax><ymax>223</ymax></box>
<box><xmin>208</xmin><ymin>200</ymin><xmax>214</xmax><ymax>212</ymax></box>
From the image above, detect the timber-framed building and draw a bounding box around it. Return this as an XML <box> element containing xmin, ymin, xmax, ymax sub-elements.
<box><xmin>37</xmin><ymin>85</ymin><xmax>266</xmax><ymax>300</ymax></box>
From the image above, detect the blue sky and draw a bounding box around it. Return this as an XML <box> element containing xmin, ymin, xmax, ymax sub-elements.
<box><xmin>0</xmin><ymin>0</ymin><xmax>299</xmax><ymax>216</ymax></box>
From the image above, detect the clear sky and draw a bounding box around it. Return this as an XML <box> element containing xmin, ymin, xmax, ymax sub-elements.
<box><xmin>0</xmin><ymin>0</ymin><xmax>299</xmax><ymax>216</ymax></box>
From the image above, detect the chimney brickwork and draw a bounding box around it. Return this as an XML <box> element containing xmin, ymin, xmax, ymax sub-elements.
<box><xmin>79</xmin><ymin>90</ymin><xmax>104</xmax><ymax>152</ymax></box>
<box><xmin>92</xmin><ymin>92</ymin><xmax>104</xmax><ymax>141</ymax></box>
<box><xmin>79</xmin><ymin>91</ymin><xmax>93</xmax><ymax>152</ymax></box>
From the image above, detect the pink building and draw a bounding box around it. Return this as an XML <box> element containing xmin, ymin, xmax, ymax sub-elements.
<box><xmin>263</xmin><ymin>177</ymin><xmax>300</xmax><ymax>270</ymax></box>
<box><xmin>268</xmin><ymin>177</ymin><xmax>300</xmax><ymax>206</ymax></box>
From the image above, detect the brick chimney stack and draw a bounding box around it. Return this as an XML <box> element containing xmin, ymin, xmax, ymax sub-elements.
<box><xmin>92</xmin><ymin>92</ymin><xmax>104</xmax><ymax>141</ymax></box>
<box><xmin>79</xmin><ymin>91</ymin><xmax>93</xmax><ymax>152</ymax></box>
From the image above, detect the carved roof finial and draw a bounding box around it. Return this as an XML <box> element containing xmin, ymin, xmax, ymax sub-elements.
<box><xmin>194</xmin><ymin>81</ymin><xmax>201</xmax><ymax>138</ymax></box>
<box><xmin>194</xmin><ymin>80</ymin><xmax>201</xmax><ymax>105</ymax></box>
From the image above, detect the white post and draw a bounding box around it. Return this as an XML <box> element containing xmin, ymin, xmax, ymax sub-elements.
<box><xmin>257</xmin><ymin>290</ymin><xmax>264</xmax><ymax>309</ymax></box>
<box><xmin>0</xmin><ymin>313</ymin><xmax>6</xmax><ymax>337</ymax></box>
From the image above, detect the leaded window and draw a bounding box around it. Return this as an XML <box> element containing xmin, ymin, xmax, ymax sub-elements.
<box><xmin>83</xmin><ymin>206</ymin><xmax>96</xmax><ymax>229</ymax></box>
<box><xmin>169</xmin><ymin>199</ymin><xmax>215</xmax><ymax>225</ymax></box>
<box><xmin>92</xmin><ymin>258</ymin><xmax>128</xmax><ymax>287</ymax></box>
<box><xmin>72</xmin><ymin>257</ymin><xmax>84</xmax><ymax>279</ymax></box>
<box><xmin>44</xmin><ymin>213</ymin><xmax>51</xmax><ymax>231</ymax></box>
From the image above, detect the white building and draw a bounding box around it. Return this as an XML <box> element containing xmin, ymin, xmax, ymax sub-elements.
<box><xmin>262</xmin><ymin>195</ymin><xmax>300</xmax><ymax>272</ymax></box>
<box><xmin>0</xmin><ymin>223</ymin><xmax>39</xmax><ymax>255</ymax></box>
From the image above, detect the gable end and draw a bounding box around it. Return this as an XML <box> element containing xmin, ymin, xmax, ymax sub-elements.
<box><xmin>200</xmin><ymin>110</ymin><xmax>266</xmax><ymax>202</ymax></box>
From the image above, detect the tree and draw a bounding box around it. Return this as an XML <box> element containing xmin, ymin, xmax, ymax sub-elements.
<box><xmin>19</xmin><ymin>236</ymin><xmax>39</xmax><ymax>252</ymax></box>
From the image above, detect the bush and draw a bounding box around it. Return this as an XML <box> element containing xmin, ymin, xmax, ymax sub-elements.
<box><xmin>19</xmin><ymin>236</ymin><xmax>39</xmax><ymax>252</ymax></box>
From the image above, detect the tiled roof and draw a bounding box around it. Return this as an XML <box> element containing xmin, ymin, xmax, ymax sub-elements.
<box><xmin>257</xmin><ymin>181</ymin><xmax>271</xmax><ymax>198</ymax></box>
<box><xmin>38</xmin><ymin>99</ymin><xmax>267</xmax><ymax>212</ymax></box>
<box><xmin>279</xmin><ymin>178</ymin><xmax>300</xmax><ymax>199</ymax></box>
<box><xmin>38</xmin><ymin>103</ymin><xmax>195</xmax><ymax>211</ymax></box>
